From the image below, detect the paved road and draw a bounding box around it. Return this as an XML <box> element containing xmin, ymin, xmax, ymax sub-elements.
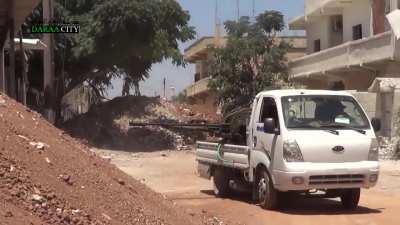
<box><xmin>96</xmin><ymin>149</ymin><xmax>400</xmax><ymax>225</ymax></box>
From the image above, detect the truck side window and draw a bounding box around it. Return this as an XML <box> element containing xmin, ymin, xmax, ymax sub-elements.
<box><xmin>259</xmin><ymin>98</ymin><xmax>279</xmax><ymax>125</ymax></box>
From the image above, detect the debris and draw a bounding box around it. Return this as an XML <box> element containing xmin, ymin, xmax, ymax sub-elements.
<box><xmin>102</xmin><ymin>213</ymin><xmax>112</xmax><ymax>221</ymax></box>
<box><xmin>45</xmin><ymin>157</ymin><xmax>51</xmax><ymax>164</ymax></box>
<box><xmin>60</xmin><ymin>174</ymin><xmax>74</xmax><ymax>185</ymax></box>
<box><xmin>9</xmin><ymin>165</ymin><xmax>15</xmax><ymax>172</ymax></box>
<box><xmin>161</xmin><ymin>153</ymin><xmax>167</xmax><ymax>157</ymax></box>
<box><xmin>117</xmin><ymin>179</ymin><xmax>125</xmax><ymax>186</ymax></box>
<box><xmin>72</xmin><ymin>209</ymin><xmax>81</xmax><ymax>215</ymax></box>
<box><xmin>31</xmin><ymin>194</ymin><xmax>45</xmax><ymax>203</ymax></box>
<box><xmin>100</xmin><ymin>155</ymin><xmax>112</xmax><ymax>161</ymax></box>
<box><xmin>17</xmin><ymin>111</ymin><xmax>24</xmax><ymax>119</ymax></box>
<box><xmin>29</xmin><ymin>141</ymin><xmax>48</xmax><ymax>150</ymax></box>
<box><xmin>17</xmin><ymin>134</ymin><xmax>29</xmax><ymax>141</ymax></box>
<box><xmin>4</xmin><ymin>211</ymin><xmax>13</xmax><ymax>217</ymax></box>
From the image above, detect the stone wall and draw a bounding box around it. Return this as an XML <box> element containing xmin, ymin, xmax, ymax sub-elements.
<box><xmin>351</xmin><ymin>90</ymin><xmax>400</xmax><ymax>138</ymax></box>
<box><xmin>350</xmin><ymin>91</ymin><xmax>377</xmax><ymax>119</ymax></box>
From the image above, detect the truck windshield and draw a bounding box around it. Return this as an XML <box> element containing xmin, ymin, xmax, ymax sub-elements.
<box><xmin>281</xmin><ymin>95</ymin><xmax>370</xmax><ymax>130</ymax></box>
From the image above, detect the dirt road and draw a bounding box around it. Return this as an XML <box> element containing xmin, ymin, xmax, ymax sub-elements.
<box><xmin>95</xmin><ymin>148</ymin><xmax>400</xmax><ymax>225</ymax></box>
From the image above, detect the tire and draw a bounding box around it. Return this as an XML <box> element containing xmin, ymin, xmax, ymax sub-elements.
<box><xmin>341</xmin><ymin>188</ymin><xmax>360</xmax><ymax>210</ymax></box>
<box><xmin>257</xmin><ymin>168</ymin><xmax>279</xmax><ymax>210</ymax></box>
<box><xmin>213</xmin><ymin>168</ymin><xmax>231</xmax><ymax>197</ymax></box>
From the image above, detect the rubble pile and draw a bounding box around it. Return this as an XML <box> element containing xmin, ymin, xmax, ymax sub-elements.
<box><xmin>63</xmin><ymin>96</ymin><xmax>200</xmax><ymax>151</ymax></box>
<box><xmin>379</xmin><ymin>137</ymin><xmax>400</xmax><ymax>160</ymax></box>
<box><xmin>0</xmin><ymin>93</ymin><xmax>225</xmax><ymax>225</ymax></box>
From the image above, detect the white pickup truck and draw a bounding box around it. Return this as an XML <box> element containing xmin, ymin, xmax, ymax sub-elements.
<box><xmin>196</xmin><ymin>90</ymin><xmax>381</xmax><ymax>210</ymax></box>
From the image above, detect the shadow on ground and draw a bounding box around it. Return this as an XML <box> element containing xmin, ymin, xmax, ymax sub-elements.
<box><xmin>200</xmin><ymin>189</ymin><xmax>383</xmax><ymax>215</ymax></box>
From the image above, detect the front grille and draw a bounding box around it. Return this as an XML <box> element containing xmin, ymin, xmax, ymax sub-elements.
<box><xmin>309</xmin><ymin>174</ymin><xmax>365</xmax><ymax>185</ymax></box>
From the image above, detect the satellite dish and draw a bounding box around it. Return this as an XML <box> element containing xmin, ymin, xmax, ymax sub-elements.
<box><xmin>386</xmin><ymin>9</ymin><xmax>400</xmax><ymax>40</ymax></box>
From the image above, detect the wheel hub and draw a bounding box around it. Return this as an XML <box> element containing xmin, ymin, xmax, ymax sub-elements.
<box><xmin>258</xmin><ymin>178</ymin><xmax>267</xmax><ymax>201</ymax></box>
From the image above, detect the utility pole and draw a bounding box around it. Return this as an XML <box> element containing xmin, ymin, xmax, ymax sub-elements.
<box><xmin>214</xmin><ymin>0</ymin><xmax>222</xmax><ymax>47</ymax></box>
<box><xmin>237</xmin><ymin>0</ymin><xmax>240</xmax><ymax>21</ymax></box>
<box><xmin>43</xmin><ymin>0</ymin><xmax>55</xmax><ymax>123</ymax></box>
<box><xmin>163</xmin><ymin>77</ymin><xmax>166</xmax><ymax>99</ymax></box>
<box><xmin>0</xmin><ymin>46</ymin><xmax>4</xmax><ymax>93</ymax></box>
<box><xmin>19</xmin><ymin>31</ymin><xmax>28</xmax><ymax>105</ymax></box>
<box><xmin>252</xmin><ymin>0</ymin><xmax>255</xmax><ymax>18</ymax></box>
<box><xmin>8</xmin><ymin>0</ymin><xmax>16</xmax><ymax>99</ymax></box>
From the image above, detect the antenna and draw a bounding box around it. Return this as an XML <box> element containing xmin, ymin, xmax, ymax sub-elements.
<box><xmin>236</xmin><ymin>0</ymin><xmax>240</xmax><ymax>21</ymax></box>
<box><xmin>214</xmin><ymin>0</ymin><xmax>222</xmax><ymax>46</ymax></box>
<box><xmin>215</xmin><ymin>0</ymin><xmax>220</xmax><ymax>25</ymax></box>
<box><xmin>252</xmin><ymin>0</ymin><xmax>255</xmax><ymax>18</ymax></box>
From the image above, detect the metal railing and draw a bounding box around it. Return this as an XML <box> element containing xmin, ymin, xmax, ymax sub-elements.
<box><xmin>185</xmin><ymin>77</ymin><xmax>211</xmax><ymax>97</ymax></box>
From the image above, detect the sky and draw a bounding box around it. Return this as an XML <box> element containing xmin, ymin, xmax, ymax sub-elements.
<box><xmin>107</xmin><ymin>0</ymin><xmax>305</xmax><ymax>99</ymax></box>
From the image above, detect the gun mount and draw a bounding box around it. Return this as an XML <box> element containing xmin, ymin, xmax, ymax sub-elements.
<box><xmin>129</xmin><ymin>106</ymin><xmax>252</xmax><ymax>145</ymax></box>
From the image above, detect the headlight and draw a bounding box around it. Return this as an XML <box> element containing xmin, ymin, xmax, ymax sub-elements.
<box><xmin>283</xmin><ymin>139</ymin><xmax>304</xmax><ymax>162</ymax></box>
<box><xmin>368</xmin><ymin>138</ymin><xmax>379</xmax><ymax>161</ymax></box>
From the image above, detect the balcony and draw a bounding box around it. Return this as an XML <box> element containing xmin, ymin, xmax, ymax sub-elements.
<box><xmin>290</xmin><ymin>0</ymin><xmax>352</xmax><ymax>29</ymax></box>
<box><xmin>306</xmin><ymin>0</ymin><xmax>352</xmax><ymax>17</ymax></box>
<box><xmin>290</xmin><ymin>31</ymin><xmax>395</xmax><ymax>80</ymax></box>
<box><xmin>185</xmin><ymin>77</ymin><xmax>210</xmax><ymax>97</ymax></box>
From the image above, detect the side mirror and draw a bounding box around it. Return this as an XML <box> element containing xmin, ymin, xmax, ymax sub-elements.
<box><xmin>371</xmin><ymin>118</ymin><xmax>381</xmax><ymax>132</ymax></box>
<box><xmin>263</xmin><ymin>118</ymin><xmax>280</xmax><ymax>135</ymax></box>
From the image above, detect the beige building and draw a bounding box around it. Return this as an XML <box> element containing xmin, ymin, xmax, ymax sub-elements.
<box><xmin>184</xmin><ymin>36</ymin><xmax>307</xmax><ymax>118</ymax></box>
<box><xmin>289</xmin><ymin>0</ymin><xmax>400</xmax><ymax>137</ymax></box>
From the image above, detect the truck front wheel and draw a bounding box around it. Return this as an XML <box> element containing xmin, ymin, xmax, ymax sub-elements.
<box><xmin>341</xmin><ymin>188</ymin><xmax>360</xmax><ymax>209</ymax></box>
<box><xmin>213</xmin><ymin>168</ymin><xmax>231</xmax><ymax>197</ymax></box>
<box><xmin>257</xmin><ymin>169</ymin><xmax>279</xmax><ymax>210</ymax></box>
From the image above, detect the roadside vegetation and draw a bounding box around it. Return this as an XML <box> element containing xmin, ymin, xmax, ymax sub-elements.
<box><xmin>172</xmin><ymin>91</ymin><xmax>188</xmax><ymax>104</ymax></box>
<box><xmin>23</xmin><ymin>0</ymin><xmax>195</xmax><ymax>123</ymax></box>
<box><xmin>208</xmin><ymin>10</ymin><xmax>289</xmax><ymax>114</ymax></box>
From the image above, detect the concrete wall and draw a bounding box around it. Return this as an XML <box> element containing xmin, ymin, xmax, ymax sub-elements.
<box><xmin>305</xmin><ymin>0</ymin><xmax>372</xmax><ymax>53</ymax></box>
<box><xmin>351</xmin><ymin>91</ymin><xmax>377</xmax><ymax>119</ymax></box>
<box><xmin>306</xmin><ymin>16</ymin><xmax>330</xmax><ymax>53</ymax></box>
<box><xmin>61</xmin><ymin>84</ymin><xmax>96</xmax><ymax>121</ymax></box>
<box><xmin>342</xmin><ymin>0</ymin><xmax>372</xmax><ymax>42</ymax></box>
<box><xmin>328</xmin><ymin>16</ymin><xmax>343</xmax><ymax>48</ymax></box>
<box><xmin>391</xmin><ymin>91</ymin><xmax>400</xmax><ymax>137</ymax></box>
<box><xmin>352</xmin><ymin>90</ymin><xmax>400</xmax><ymax>138</ymax></box>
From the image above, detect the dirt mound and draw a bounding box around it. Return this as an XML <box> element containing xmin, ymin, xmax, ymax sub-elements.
<box><xmin>0</xmin><ymin>93</ymin><xmax>222</xmax><ymax>225</ymax></box>
<box><xmin>63</xmin><ymin>96</ymin><xmax>204</xmax><ymax>151</ymax></box>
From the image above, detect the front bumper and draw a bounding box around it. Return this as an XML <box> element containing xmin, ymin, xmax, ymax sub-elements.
<box><xmin>272</xmin><ymin>161</ymin><xmax>379</xmax><ymax>192</ymax></box>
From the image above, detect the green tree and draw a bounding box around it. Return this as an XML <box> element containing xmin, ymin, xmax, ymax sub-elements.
<box><xmin>208</xmin><ymin>11</ymin><xmax>289</xmax><ymax>114</ymax></box>
<box><xmin>23</xmin><ymin>0</ymin><xmax>195</xmax><ymax>120</ymax></box>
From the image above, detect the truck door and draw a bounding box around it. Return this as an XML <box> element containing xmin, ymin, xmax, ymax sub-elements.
<box><xmin>252</xmin><ymin>97</ymin><xmax>280</xmax><ymax>164</ymax></box>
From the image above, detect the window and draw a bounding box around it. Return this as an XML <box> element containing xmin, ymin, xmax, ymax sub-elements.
<box><xmin>314</xmin><ymin>39</ymin><xmax>321</xmax><ymax>52</ymax></box>
<box><xmin>332</xmin><ymin>16</ymin><xmax>343</xmax><ymax>32</ymax></box>
<box><xmin>259</xmin><ymin>97</ymin><xmax>278</xmax><ymax>124</ymax></box>
<box><xmin>352</xmin><ymin>24</ymin><xmax>363</xmax><ymax>40</ymax></box>
<box><xmin>385</xmin><ymin>0</ymin><xmax>391</xmax><ymax>14</ymax></box>
<box><xmin>281</xmin><ymin>95</ymin><xmax>370</xmax><ymax>129</ymax></box>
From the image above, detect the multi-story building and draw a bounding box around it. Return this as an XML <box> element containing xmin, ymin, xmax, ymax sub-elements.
<box><xmin>184</xmin><ymin>36</ymin><xmax>307</xmax><ymax>118</ymax></box>
<box><xmin>289</xmin><ymin>0</ymin><xmax>400</xmax><ymax>137</ymax></box>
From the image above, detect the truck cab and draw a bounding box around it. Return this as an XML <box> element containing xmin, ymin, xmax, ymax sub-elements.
<box><xmin>196</xmin><ymin>90</ymin><xmax>380</xmax><ymax>210</ymax></box>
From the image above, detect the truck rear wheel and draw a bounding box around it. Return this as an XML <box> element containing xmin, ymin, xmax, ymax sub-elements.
<box><xmin>341</xmin><ymin>188</ymin><xmax>360</xmax><ymax>209</ymax></box>
<box><xmin>213</xmin><ymin>168</ymin><xmax>231</xmax><ymax>197</ymax></box>
<box><xmin>257</xmin><ymin>169</ymin><xmax>279</xmax><ymax>210</ymax></box>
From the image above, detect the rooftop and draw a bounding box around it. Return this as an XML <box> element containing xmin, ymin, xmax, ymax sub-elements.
<box><xmin>184</xmin><ymin>35</ymin><xmax>306</xmax><ymax>62</ymax></box>
<box><xmin>258</xmin><ymin>89</ymin><xmax>353</xmax><ymax>98</ymax></box>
